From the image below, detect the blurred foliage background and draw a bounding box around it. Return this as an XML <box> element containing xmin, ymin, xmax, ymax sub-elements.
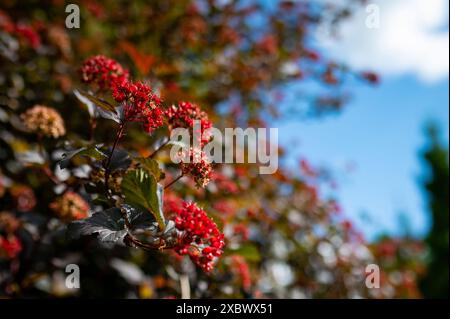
<box><xmin>0</xmin><ymin>0</ymin><xmax>448</xmax><ymax>298</ymax></box>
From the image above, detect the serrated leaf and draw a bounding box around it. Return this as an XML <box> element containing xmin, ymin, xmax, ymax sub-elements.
<box><xmin>121</xmin><ymin>168</ymin><xmax>165</xmax><ymax>231</ymax></box>
<box><xmin>135</xmin><ymin>157</ymin><xmax>162</xmax><ymax>181</ymax></box>
<box><xmin>67</xmin><ymin>208</ymin><xmax>127</xmax><ymax>243</ymax></box>
<box><xmin>67</xmin><ymin>206</ymin><xmax>156</xmax><ymax>244</ymax></box>
<box><xmin>59</xmin><ymin>145</ymin><xmax>107</xmax><ymax>169</ymax></box>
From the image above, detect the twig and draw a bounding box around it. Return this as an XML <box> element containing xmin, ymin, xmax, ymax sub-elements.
<box><xmin>164</xmin><ymin>173</ymin><xmax>183</xmax><ymax>189</ymax></box>
<box><xmin>148</xmin><ymin>138</ymin><xmax>169</xmax><ymax>158</ymax></box>
<box><xmin>104</xmin><ymin>122</ymin><xmax>125</xmax><ymax>199</ymax></box>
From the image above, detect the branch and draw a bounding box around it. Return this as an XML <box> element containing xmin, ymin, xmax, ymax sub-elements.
<box><xmin>104</xmin><ymin>122</ymin><xmax>125</xmax><ymax>199</ymax></box>
<box><xmin>164</xmin><ymin>173</ymin><xmax>183</xmax><ymax>189</ymax></box>
<box><xmin>148</xmin><ymin>138</ymin><xmax>169</xmax><ymax>158</ymax></box>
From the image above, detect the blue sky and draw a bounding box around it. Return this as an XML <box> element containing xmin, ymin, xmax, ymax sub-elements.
<box><xmin>274</xmin><ymin>0</ymin><xmax>449</xmax><ymax>240</ymax></box>
<box><xmin>277</xmin><ymin>76</ymin><xmax>449</xmax><ymax>240</ymax></box>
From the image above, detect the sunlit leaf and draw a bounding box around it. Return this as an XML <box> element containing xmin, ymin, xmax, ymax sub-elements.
<box><xmin>121</xmin><ymin>168</ymin><xmax>165</xmax><ymax>230</ymax></box>
<box><xmin>135</xmin><ymin>157</ymin><xmax>163</xmax><ymax>181</ymax></box>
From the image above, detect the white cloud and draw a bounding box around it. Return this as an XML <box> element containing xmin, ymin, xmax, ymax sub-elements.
<box><xmin>317</xmin><ymin>0</ymin><xmax>449</xmax><ymax>83</ymax></box>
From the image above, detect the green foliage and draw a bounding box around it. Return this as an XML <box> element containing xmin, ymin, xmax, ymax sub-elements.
<box><xmin>121</xmin><ymin>168</ymin><xmax>166</xmax><ymax>230</ymax></box>
<box><xmin>419</xmin><ymin>124</ymin><xmax>449</xmax><ymax>298</ymax></box>
<box><xmin>135</xmin><ymin>157</ymin><xmax>164</xmax><ymax>181</ymax></box>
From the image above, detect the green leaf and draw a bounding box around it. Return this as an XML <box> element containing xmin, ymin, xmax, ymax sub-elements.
<box><xmin>227</xmin><ymin>244</ymin><xmax>261</xmax><ymax>262</ymax></box>
<box><xmin>135</xmin><ymin>157</ymin><xmax>163</xmax><ymax>181</ymax></box>
<box><xmin>121</xmin><ymin>168</ymin><xmax>165</xmax><ymax>231</ymax></box>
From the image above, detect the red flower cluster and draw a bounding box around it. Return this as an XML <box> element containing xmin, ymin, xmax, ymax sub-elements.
<box><xmin>163</xmin><ymin>191</ymin><xmax>184</xmax><ymax>214</ymax></box>
<box><xmin>0</xmin><ymin>235</ymin><xmax>22</xmax><ymax>259</ymax></box>
<box><xmin>112</xmin><ymin>81</ymin><xmax>164</xmax><ymax>133</ymax></box>
<box><xmin>80</xmin><ymin>55</ymin><xmax>129</xmax><ymax>90</ymax></box>
<box><xmin>213</xmin><ymin>200</ymin><xmax>235</xmax><ymax>215</ymax></box>
<box><xmin>233</xmin><ymin>223</ymin><xmax>250</xmax><ymax>241</ymax></box>
<box><xmin>165</xmin><ymin>101</ymin><xmax>212</xmax><ymax>146</ymax></box>
<box><xmin>211</xmin><ymin>172</ymin><xmax>239</xmax><ymax>194</ymax></box>
<box><xmin>179</xmin><ymin>147</ymin><xmax>212</xmax><ymax>188</ymax></box>
<box><xmin>231</xmin><ymin>255</ymin><xmax>252</xmax><ymax>291</ymax></box>
<box><xmin>15</xmin><ymin>24</ymin><xmax>41</xmax><ymax>49</ymax></box>
<box><xmin>172</xmin><ymin>202</ymin><xmax>225</xmax><ymax>272</ymax></box>
<box><xmin>0</xmin><ymin>11</ymin><xmax>41</xmax><ymax>49</ymax></box>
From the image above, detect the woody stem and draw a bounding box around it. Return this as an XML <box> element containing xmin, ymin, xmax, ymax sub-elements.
<box><xmin>104</xmin><ymin>122</ymin><xmax>125</xmax><ymax>199</ymax></box>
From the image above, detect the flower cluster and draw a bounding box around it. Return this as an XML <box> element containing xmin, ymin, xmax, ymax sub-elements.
<box><xmin>211</xmin><ymin>172</ymin><xmax>239</xmax><ymax>194</ymax></box>
<box><xmin>9</xmin><ymin>185</ymin><xmax>36</xmax><ymax>212</ymax></box>
<box><xmin>80</xmin><ymin>55</ymin><xmax>129</xmax><ymax>90</ymax></box>
<box><xmin>172</xmin><ymin>202</ymin><xmax>225</xmax><ymax>272</ymax></box>
<box><xmin>49</xmin><ymin>191</ymin><xmax>89</xmax><ymax>222</ymax></box>
<box><xmin>15</xmin><ymin>24</ymin><xmax>41</xmax><ymax>49</ymax></box>
<box><xmin>163</xmin><ymin>191</ymin><xmax>184</xmax><ymax>214</ymax></box>
<box><xmin>179</xmin><ymin>147</ymin><xmax>212</xmax><ymax>188</ymax></box>
<box><xmin>233</xmin><ymin>223</ymin><xmax>250</xmax><ymax>241</ymax></box>
<box><xmin>165</xmin><ymin>101</ymin><xmax>212</xmax><ymax>146</ymax></box>
<box><xmin>0</xmin><ymin>210</ymin><xmax>22</xmax><ymax>260</ymax></box>
<box><xmin>231</xmin><ymin>255</ymin><xmax>252</xmax><ymax>291</ymax></box>
<box><xmin>48</xmin><ymin>26</ymin><xmax>71</xmax><ymax>57</ymax></box>
<box><xmin>0</xmin><ymin>11</ymin><xmax>41</xmax><ymax>49</ymax></box>
<box><xmin>165</xmin><ymin>101</ymin><xmax>211</xmax><ymax>130</ymax></box>
<box><xmin>21</xmin><ymin>105</ymin><xmax>66</xmax><ymax>138</ymax></box>
<box><xmin>0</xmin><ymin>235</ymin><xmax>22</xmax><ymax>259</ymax></box>
<box><xmin>112</xmin><ymin>81</ymin><xmax>164</xmax><ymax>133</ymax></box>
